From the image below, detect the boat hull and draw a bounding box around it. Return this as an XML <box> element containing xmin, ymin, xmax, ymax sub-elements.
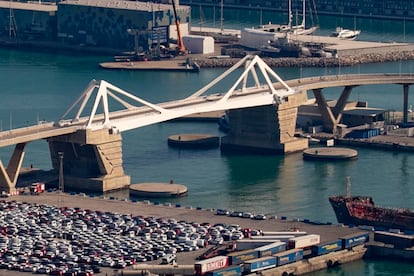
<box><xmin>329</xmin><ymin>196</ymin><xmax>414</xmax><ymax>231</ymax></box>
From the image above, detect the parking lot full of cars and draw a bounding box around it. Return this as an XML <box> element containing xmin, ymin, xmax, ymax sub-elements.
<box><xmin>0</xmin><ymin>200</ymin><xmax>255</xmax><ymax>275</ymax></box>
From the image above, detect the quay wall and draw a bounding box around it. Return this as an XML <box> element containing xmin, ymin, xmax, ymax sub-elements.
<box><xmin>365</xmin><ymin>244</ymin><xmax>414</xmax><ymax>261</ymax></box>
<box><xmin>194</xmin><ymin>50</ymin><xmax>414</xmax><ymax>68</ymax></box>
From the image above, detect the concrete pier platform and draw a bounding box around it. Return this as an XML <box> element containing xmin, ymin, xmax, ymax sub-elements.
<box><xmin>99</xmin><ymin>59</ymin><xmax>200</xmax><ymax>72</ymax></box>
<box><xmin>303</xmin><ymin>147</ymin><xmax>358</xmax><ymax>161</ymax></box>
<box><xmin>130</xmin><ymin>183</ymin><xmax>188</xmax><ymax>198</ymax></box>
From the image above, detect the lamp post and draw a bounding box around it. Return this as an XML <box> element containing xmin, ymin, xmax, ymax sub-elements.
<box><xmin>58</xmin><ymin>152</ymin><xmax>64</xmax><ymax>193</ymax></box>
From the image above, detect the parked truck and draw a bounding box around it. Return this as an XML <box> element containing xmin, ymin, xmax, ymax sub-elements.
<box><xmin>30</xmin><ymin>182</ymin><xmax>45</xmax><ymax>195</ymax></box>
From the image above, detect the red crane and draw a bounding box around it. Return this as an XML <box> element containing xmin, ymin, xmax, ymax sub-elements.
<box><xmin>171</xmin><ymin>0</ymin><xmax>185</xmax><ymax>54</ymax></box>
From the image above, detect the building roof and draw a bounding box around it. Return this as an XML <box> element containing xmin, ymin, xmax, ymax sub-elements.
<box><xmin>343</xmin><ymin>108</ymin><xmax>386</xmax><ymax>117</ymax></box>
<box><xmin>0</xmin><ymin>1</ymin><xmax>57</xmax><ymax>12</ymax></box>
<box><xmin>59</xmin><ymin>0</ymin><xmax>183</xmax><ymax>12</ymax></box>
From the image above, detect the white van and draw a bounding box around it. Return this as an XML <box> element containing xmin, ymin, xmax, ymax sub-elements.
<box><xmin>161</xmin><ymin>254</ymin><xmax>176</xmax><ymax>264</ymax></box>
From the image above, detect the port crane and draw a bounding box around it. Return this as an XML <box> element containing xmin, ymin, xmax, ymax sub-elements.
<box><xmin>171</xmin><ymin>0</ymin><xmax>185</xmax><ymax>54</ymax></box>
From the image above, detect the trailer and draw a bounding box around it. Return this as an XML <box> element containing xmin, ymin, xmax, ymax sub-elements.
<box><xmin>243</xmin><ymin>256</ymin><xmax>277</xmax><ymax>273</ymax></box>
<box><xmin>250</xmin><ymin>235</ymin><xmax>295</xmax><ymax>241</ymax></box>
<box><xmin>204</xmin><ymin>265</ymin><xmax>242</xmax><ymax>276</ymax></box>
<box><xmin>310</xmin><ymin>240</ymin><xmax>342</xmax><ymax>256</ymax></box>
<box><xmin>255</xmin><ymin>242</ymin><xmax>287</xmax><ymax>257</ymax></box>
<box><xmin>273</xmin><ymin>249</ymin><xmax>304</xmax><ymax>266</ymax></box>
<box><xmin>227</xmin><ymin>249</ymin><xmax>259</xmax><ymax>265</ymax></box>
<box><xmin>288</xmin><ymin>234</ymin><xmax>320</xmax><ymax>249</ymax></box>
<box><xmin>30</xmin><ymin>182</ymin><xmax>45</xmax><ymax>195</ymax></box>
<box><xmin>195</xmin><ymin>256</ymin><xmax>229</xmax><ymax>275</ymax></box>
<box><xmin>340</xmin><ymin>232</ymin><xmax>369</xmax><ymax>249</ymax></box>
<box><xmin>261</xmin><ymin>231</ymin><xmax>307</xmax><ymax>236</ymax></box>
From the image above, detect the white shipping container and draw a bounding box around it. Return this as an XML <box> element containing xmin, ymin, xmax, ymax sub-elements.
<box><xmin>182</xmin><ymin>35</ymin><xmax>215</xmax><ymax>54</ymax></box>
<box><xmin>288</xmin><ymin>234</ymin><xmax>320</xmax><ymax>249</ymax></box>
<box><xmin>262</xmin><ymin>231</ymin><xmax>307</xmax><ymax>236</ymax></box>
<box><xmin>250</xmin><ymin>235</ymin><xmax>295</xmax><ymax>241</ymax></box>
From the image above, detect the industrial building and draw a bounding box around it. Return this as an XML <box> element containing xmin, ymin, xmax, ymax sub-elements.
<box><xmin>180</xmin><ymin>0</ymin><xmax>414</xmax><ymax>21</ymax></box>
<box><xmin>0</xmin><ymin>0</ymin><xmax>191</xmax><ymax>52</ymax></box>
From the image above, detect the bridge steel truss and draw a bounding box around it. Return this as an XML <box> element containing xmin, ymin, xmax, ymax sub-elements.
<box><xmin>58</xmin><ymin>55</ymin><xmax>297</xmax><ymax>132</ymax></box>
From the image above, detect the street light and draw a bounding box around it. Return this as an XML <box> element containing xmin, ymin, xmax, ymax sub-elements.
<box><xmin>58</xmin><ymin>152</ymin><xmax>64</xmax><ymax>193</ymax></box>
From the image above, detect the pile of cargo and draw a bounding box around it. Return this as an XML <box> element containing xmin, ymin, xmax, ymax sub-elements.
<box><xmin>194</xmin><ymin>232</ymin><xmax>370</xmax><ymax>275</ymax></box>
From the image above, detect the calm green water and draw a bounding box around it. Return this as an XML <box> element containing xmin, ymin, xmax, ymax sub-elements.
<box><xmin>0</xmin><ymin>11</ymin><xmax>414</xmax><ymax>275</ymax></box>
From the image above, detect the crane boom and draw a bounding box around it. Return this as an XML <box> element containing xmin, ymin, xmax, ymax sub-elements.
<box><xmin>171</xmin><ymin>0</ymin><xmax>185</xmax><ymax>54</ymax></box>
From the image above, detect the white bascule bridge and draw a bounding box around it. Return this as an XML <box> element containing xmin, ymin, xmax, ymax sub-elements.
<box><xmin>1</xmin><ymin>55</ymin><xmax>413</xmax><ymax>194</ymax></box>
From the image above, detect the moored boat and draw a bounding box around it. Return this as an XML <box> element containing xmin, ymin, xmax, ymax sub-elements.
<box><xmin>329</xmin><ymin>177</ymin><xmax>414</xmax><ymax>231</ymax></box>
<box><xmin>331</xmin><ymin>27</ymin><xmax>361</xmax><ymax>40</ymax></box>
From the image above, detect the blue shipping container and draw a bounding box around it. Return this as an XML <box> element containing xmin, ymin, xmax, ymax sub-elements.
<box><xmin>341</xmin><ymin>232</ymin><xmax>369</xmax><ymax>249</ymax></box>
<box><xmin>255</xmin><ymin>242</ymin><xmax>287</xmax><ymax>257</ymax></box>
<box><xmin>227</xmin><ymin>249</ymin><xmax>259</xmax><ymax>265</ymax></box>
<box><xmin>273</xmin><ymin>249</ymin><xmax>303</xmax><ymax>266</ymax></box>
<box><xmin>204</xmin><ymin>265</ymin><xmax>242</xmax><ymax>276</ymax></box>
<box><xmin>243</xmin><ymin>256</ymin><xmax>277</xmax><ymax>273</ymax></box>
<box><xmin>311</xmin><ymin>240</ymin><xmax>342</xmax><ymax>256</ymax></box>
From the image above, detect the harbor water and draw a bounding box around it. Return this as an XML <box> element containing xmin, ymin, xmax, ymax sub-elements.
<box><xmin>1</xmin><ymin>11</ymin><xmax>414</xmax><ymax>275</ymax></box>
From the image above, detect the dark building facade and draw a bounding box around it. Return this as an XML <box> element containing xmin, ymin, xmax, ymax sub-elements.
<box><xmin>180</xmin><ymin>0</ymin><xmax>414</xmax><ymax>20</ymax></box>
<box><xmin>0</xmin><ymin>0</ymin><xmax>190</xmax><ymax>52</ymax></box>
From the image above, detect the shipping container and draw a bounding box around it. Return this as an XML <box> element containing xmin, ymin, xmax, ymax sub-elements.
<box><xmin>273</xmin><ymin>249</ymin><xmax>303</xmax><ymax>266</ymax></box>
<box><xmin>374</xmin><ymin>231</ymin><xmax>414</xmax><ymax>249</ymax></box>
<box><xmin>340</xmin><ymin>232</ymin><xmax>369</xmax><ymax>249</ymax></box>
<box><xmin>250</xmin><ymin>235</ymin><xmax>295</xmax><ymax>241</ymax></box>
<box><xmin>204</xmin><ymin>265</ymin><xmax>242</xmax><ymax>276</ymax></box>
<box><xmin>195</xmin><ymin>256</ymin><xmax>229</xmax><ymax>275</ymax></box>
<box><xmin>243</xmin><ymin>256</ymin><xmax>277</xmax><ymax>273</ymax></box>
<box><xmin>262</xmin><ymin>231</ymin><xmax>307</xmax><ymax>236</ymax></box>
<box><xmin>182</xmin><ymin>35</ymin><xmax>215</xmax><ymax>54</ymax></box>
<box><xmin>255</xmin><ymin>242</ymin><xmax>287</xmax><ymax>257</ymax></box>
<box><xmin>310</xmin><ymin>240</ymin><xmax>342</xmax><ymax>256</ymax></box>
<box><xmin>288</xmin><ymin>234</ymin><xmax>320</xmax><ymax>249</ymax></box>
<box><xmin>235</xmin><ymin>240</ymin><xmax>277</xmax><ymax>251</ymax></box>
<box><xmin>227</xmin><ymin>249</ymin><xmax>259</xmax><ymax>265</ymax></box>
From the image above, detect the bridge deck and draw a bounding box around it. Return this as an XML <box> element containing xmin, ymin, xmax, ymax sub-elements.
<box><xmin>1</xmin><ymin>73</ymin><xmax>414</xmax><ymax>148</ymax></box>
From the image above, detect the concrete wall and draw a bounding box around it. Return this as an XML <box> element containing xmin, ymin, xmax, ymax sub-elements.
<box><xmin>221</xmin><ymin>91</ymin><xmax>309</xmax><ymax>154</ymax></box>
<box><xmin>57</xmin><ymin>2</ymin><xmax>189</xmax><ymax>51</ymax></box>
<box><xmin>48</xmin><ymin>128</ymin><xmax>130</xmax><ymax>193</ymax></box>
<box><xmin>0</xmin><ymin>7</ymin><xmax>56</xmax><ymax>40</ymax></box>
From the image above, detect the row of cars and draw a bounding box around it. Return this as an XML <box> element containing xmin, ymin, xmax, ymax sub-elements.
<box><xmin>0</xmin><ymin>199</ymin><xmax>260</xmax><ymax>275</ymax></box>
<box><xmin>215</xmin><ymin>209</ymin><xmax>267</xmax><ymax>220</ymax></box>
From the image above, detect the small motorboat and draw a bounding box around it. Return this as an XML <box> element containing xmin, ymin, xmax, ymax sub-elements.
<box><xmin>331</xmin><ymin>27</ymin><xmax>361</xmax><ymax>40</ymax></box>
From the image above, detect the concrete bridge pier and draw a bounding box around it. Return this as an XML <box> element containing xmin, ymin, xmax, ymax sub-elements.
<box><xmin>0</xmin><ymin>143</ymin><xmax>26</xmax><ymax>194</ymax></box>
<box><xmin>313</xmin><ymin>85</ymin><xmax>356</xmax><ymax>135</ymax></box>
<box><xmin>47</xmin><ymin>128</ymin><xmax>130</xmax><ymax>193</ymax></box>
<box><xmin>221</xmin><ymin>92</ymin><xmax>309</xmax><ymax>154</ymax></box>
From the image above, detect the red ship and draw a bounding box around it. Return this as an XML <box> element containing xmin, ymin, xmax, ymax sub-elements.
<box><xmin>329</xmin><ymin>177</ymin><xmax>414</xmax><ymax>231</ymax></box>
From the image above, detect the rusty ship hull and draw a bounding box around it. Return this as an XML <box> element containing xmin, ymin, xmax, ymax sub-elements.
<box><xmin>329</xmin><ymin>195</ymin><xmax>414</xmax><ymax>231</ymax></box>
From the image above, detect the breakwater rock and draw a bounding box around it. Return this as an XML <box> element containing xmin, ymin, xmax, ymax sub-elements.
<box><xmin>194</xmin><ymin>50</ymin><xmax>414</xmax><ymax>68</ymax></box>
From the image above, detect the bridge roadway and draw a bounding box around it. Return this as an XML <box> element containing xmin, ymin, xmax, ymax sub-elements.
<box><xmin>1</xmin><ymin>73</ymin><xmax>414</xmax><ymax>148</ymax></box>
